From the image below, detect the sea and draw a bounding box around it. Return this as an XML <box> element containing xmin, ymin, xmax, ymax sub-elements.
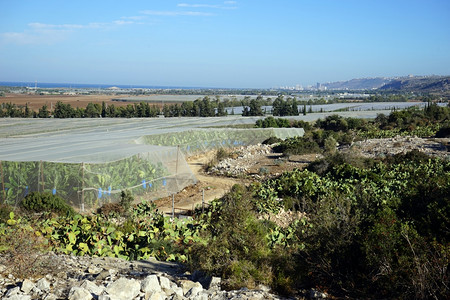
<box><xmin>0</xmin><ymin>81</ymin><xmax>209</xmax><ymax>90</ymax></box>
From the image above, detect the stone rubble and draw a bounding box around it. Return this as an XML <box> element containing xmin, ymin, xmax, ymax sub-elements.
<box><xmin>0</xmin><ymin>252</ymin><xmax>303</xmax><ymax>300</ymax></box>
<box><xmin>349</xmin><ymin>136</ymin><xmax>449</xmax><ymax>159</ymax></box>
<box><xmin>209</xmin><ymin>144</ymin><xmax>273</xmax><ymax>177</ymax></box>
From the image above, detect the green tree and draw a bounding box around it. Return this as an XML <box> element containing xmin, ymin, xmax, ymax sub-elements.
<box><xmin>84</xmin><ymin>102</ymin><xmax>101</xmax><ymax>118</ymax></box>
<box><xmin>101</xmin><ymin>101</ymin><xmax>107</xmax><ymax>117</ymax></box>
<box><xmin>37</xmin><ymin>104</ymin><xmax>50</xmax><ymax>118</ymax></box>
<box><xmin>53</xmin><ymin>101</ymin><xmax>75</xmax><ymax>118</ymax></box>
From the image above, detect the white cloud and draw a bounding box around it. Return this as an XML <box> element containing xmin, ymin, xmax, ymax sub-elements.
<box><xmin>140</xmin><ymin>10</ymin><xmax>214</xmax><ymax>16</ymax></box>
<box><xmin>1</xmin><ymin>19</ymin><xmax>137</xmax><ymax>45</ymax></box>
<box><xmin>177</xmin><ymin>2</ymin><xmax>237</xmax><ymax>9</ymax></box>
<box><xmin>121</xmin><ymin>16</ymin><xmax>147</xmax><ymax>21</ymax></box>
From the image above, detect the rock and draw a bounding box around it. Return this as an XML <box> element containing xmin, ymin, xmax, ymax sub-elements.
<box><xmin>178</xmin><ymin>279</ymin><xmax>203</xmax><ymax>295</ymax></box>
<box><xmin>43</xmin><ymin>293</ymin><xmax>58</xmax><ymax>300</ymax></box>
<box><xmin>105</xmin><ymin>277</ymin><xmax>140</xmax><ymax>299</ymax></box>
<box><xmin>80</xmin><ymin>279</ymin><xmax>104</xmax><ymax>295</ymax></box>
<box><xmin>0</xmin><ymin>251</ymin><xmax>294</xmax><ymax>300</ymax></box>
<box><xmin>158</xmin><ymin>275</ymin><xmax>172</xmax><ymax>291</ymax></box>
<box><xmin>141</xmin><ymin>274</ymin><xmax>162</xmax><ymax>293</ymax></box>
<box><xmin>309</xmin><ymin>288</ymin><xmax>327</xmax><ymax>299</ymax></box>
<box><xmin>147</xmin><ymin>291</ymin><xmax>165</xmax><ymax>300</ymax></box>
<box><xmin>171</xmin><ymin>285</ymin><xmax>184</xmax><ymax>298</ymax></box>
<box><xmin>96</xmin><ymin>270</ymin><xmax>111</xmax><ymax>281</ymax></box>
<box><xmin>87</xmin><ymin>264</ymin><xmax>103</xmax><ymax>274</ymax></box>
<box><xmin>5</xmin><ymin>294</ymin><xmax>31</xmax><ymax>300</ymax></box>
<box><xmin>68</xmin><ymin>287</ymin><xmax>93</xmax><ymax>300</ymax></box>
<box><xmin>21</xmin><ymin>279</ymin><xmax>35</xmax><ymax>294</ymax></box>
<box><xmin>5</xmin><ymin>287</ymin><xmax>20</xmax><ymax>297</ymax></box>
<box><xmin>207</xmin><ymin>276</ymin><xmax>222</xmax><ymax>290</ymax></box>
<box><xmin>184</xmin><ymin>283</ymin><xmax>203</xmax><ymax>298</ymax></box>
<box><xmin>36</xmin><ymin>278</ymin><xmax>51</xmax><ymax>292</ymax></box>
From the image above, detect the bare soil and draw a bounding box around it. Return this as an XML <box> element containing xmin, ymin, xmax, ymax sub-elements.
<box><xmin>155</xmin><ymin>148</ymin><xmax>320</xmax><ymax>216</ymax></box>
<box><xmin>154</xmin><ymin>136</ymin><xmax>449</xmax><ymax>216</ymax></box>
<box><xmin>1</xmin><ymin>93</ymin><xmax>171</xmax><ymax>111</ymax></box>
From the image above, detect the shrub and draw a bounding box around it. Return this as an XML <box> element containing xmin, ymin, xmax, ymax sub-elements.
<box><xmin>0</xmin><ymin>204</ymin><xmax>13</xmax><ymax>223</ymax></box>
<box><xmin>97</xmin><ymin>202</ymin><xmax>124</xmax><ymax>217</ymax></box>
<box><xmin>262</xmin><ymin>136</ymin><xmax>282</xmax><ymax>145</ymax></box>
<box><xmin>204</xmin><ymin>148</ymin><xmax>231</xmax><ymax>172</ymax></box>
<box><xmin>189</xmin><ymin>185</ymin><xmax>273</xmax><ymax>289</ymax></box>
<box><xmin>21</xmin><ymin>192</ymin><xmax>74</xmax><ymax>216</ymax></box>
<box><xmin>323</xmin><ymin>136</ymin><xmax>337</xmax><ymax>154</ymax></box>
<box><xmin>273</xmin><ymin>136</ymin><xmax>321</xmax><ymax>155</ymax></box>
<box><xmin>119</xmin><ymin>190</ymin><xmax>134</xmax><ymax>212</ymax></box>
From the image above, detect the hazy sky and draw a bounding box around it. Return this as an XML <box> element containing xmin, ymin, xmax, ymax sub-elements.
<box><xmin>1</xmin><ymin>0</ymin><xmax>449</xmax><ymax>88</ymax></box>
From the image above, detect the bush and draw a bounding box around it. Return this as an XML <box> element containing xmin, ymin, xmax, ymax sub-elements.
<box><xmin>204</xmin><ymin>148</ymin><xmax>231</xmax><ymax>172</ymax></box>
<box><xmin>120</xmin><ymin>190</ymin><xmax>134</xmax><ymax>212</ymax></box>
<box><xmin>323</xmin><ymin>136</ymin><xmax>337</xmax><ymax>154</ymax></box>
<box><xmin>273</xmin><ymin>136</ymin><xmax>321</xmax><ymax>155</ymax></box>
<box><xmin>307</xmin><ymin>152</ymin><xmax>375</xmax><ymax>175</ymax></box>
<box><xmin>262</xmin><ymin>136</ymin><xmax>282</xmax><ymax>145</ymax></box>
<box><xmin>0</xmin><ymin>204</ymin><xmax>14</xmax><ymax>223</ymax></box>
<box><xmin>255</xmin><ymin>117</ymin><xmax>290</xmax><ymax>128</ymax></box>
<box><xmin>21</xmin><ymin>192</ymin><xmax>74</xmax><ymax>216</ymax></box>
<box><xmin>189</xmin><ymin>185</ymin><xmax>273</xmax><ymax>289</ymax></box>
<box><xmin>97</xmin><ymin>202</ymin><xmax>124</xmax><ymax>217</ymax></box>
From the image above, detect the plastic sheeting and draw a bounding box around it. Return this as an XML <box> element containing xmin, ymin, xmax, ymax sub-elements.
<box><xmin>0</xmin><ymin>117</ymin><xmax>304</xmax><ymax>210</ymax></box>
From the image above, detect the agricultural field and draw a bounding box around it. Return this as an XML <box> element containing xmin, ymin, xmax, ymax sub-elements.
<box><xmin>0</xmin><ymin>104</ymin><xmax>449</xmax><ymax>299</ymax></box>
<box><xmin>0</xmin><ymin>93</ymin><xmax>131</xmax><ymax>111</ymax></box>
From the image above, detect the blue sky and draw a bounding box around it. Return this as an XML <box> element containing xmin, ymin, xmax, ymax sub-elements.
<box><xmin>1</xmin><ymin>0</ymin><xmax>449</xmax><ymax>88</ymax></box>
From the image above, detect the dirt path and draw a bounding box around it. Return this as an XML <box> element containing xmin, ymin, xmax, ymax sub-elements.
<box><xmin>155</xmin><ymin>150</ymin><xmax>242</xmax><ymax>215</ymax></box>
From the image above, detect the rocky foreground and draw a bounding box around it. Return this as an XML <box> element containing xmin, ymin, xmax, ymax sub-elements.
<box><xmin>0</xmin><ymin>252</ymin><xmax>304</xmax><ymax>300</ymax></box>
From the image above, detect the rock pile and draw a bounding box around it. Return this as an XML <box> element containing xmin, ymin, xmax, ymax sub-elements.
<box><xmin>349</xmin><ymin>136</ymin><xmax>449</xmax><ymax>159</ymax></box>
<box><xmin>0</xmin><ymin>252</ymin><xmax>290</xmax><ymax>300</ymax></box>
<box><xmin>209</xmin><ymin>144</ymin><xmax>272</xmax><ymax>177</ymax></box>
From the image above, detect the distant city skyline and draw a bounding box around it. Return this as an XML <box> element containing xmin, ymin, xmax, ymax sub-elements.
<box><xmin>1</xmin><ymin>0</ymin><xmax>449</xmax><ymax>88</ymax></box>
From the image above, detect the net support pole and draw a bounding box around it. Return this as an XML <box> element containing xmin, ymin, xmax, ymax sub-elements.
<box><xmin>40</xmin><ymin>160</ymin><xmax>44</xmax><ymax>191</ymax></box>
<box><xmin>176</xmin><ymin>145</ymin><xmax>180</xmax><ymax>175</ymax></box>
<box><xmin>81</xmin><ymin>162</ymin><xmax>85</xmax><ymax>212</ymax></box>
<box><xmin>0</xmin><ymin>161</ymin><xmax>5</xmax><ymax>203</ymax></box>
<box><xmin>202</xmin><ymin>189</ymin><xmax>205</xmax><ymax>214</ymax></box>
<box><xmin>172</xmin><ymin>194</ymin><xmax>175</xmax><ymax>220</ymax></box>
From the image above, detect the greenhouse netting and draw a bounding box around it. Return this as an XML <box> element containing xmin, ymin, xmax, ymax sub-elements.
<box><xmin>0</xmin><ymin>118</ymin><xmax>304</xmax><ymax>210</ymax></box>
<box><xmin>136</xmin><ymin>128</ymin><xmax>305</xmax><ymax>155</ymax></box>
<box><xmin>0</xmin><ymin>146</ymin><xmax>196</xmax><ymax>211</ymax></box>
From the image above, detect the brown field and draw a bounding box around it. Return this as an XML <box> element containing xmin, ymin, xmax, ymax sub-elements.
<box><xmin>0</xmin><ymin>93</ymin><xmax>168</xmax><ymax>111</ymax></box>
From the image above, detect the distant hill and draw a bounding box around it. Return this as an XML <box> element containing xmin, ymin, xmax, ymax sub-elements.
<box><xmin>322</xmin><ymin>77</ymin><xmax>392</xmax><ymax>90</ymax></box>
<box><xmin>378</xmin><ymin>76</ymin><xmax>450</xmax><ymax>94</ymax></box>
<box><xmin>321</xmin><ymin>76</ymin><xmax>450</xmax><ymax>97</ymax></box>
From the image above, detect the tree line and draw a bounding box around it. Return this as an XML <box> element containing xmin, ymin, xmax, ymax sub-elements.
<box><xmin>2</xmin><ymin>94</ymin><xmax>444</xmax><ymax>118</ymax></box>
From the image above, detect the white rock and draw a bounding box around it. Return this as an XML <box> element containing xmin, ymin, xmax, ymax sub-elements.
<box><xmin>88</xmin><ymin>265</ymin><xmax>103</xmax><ymax>274</ymax></box>
<box><xmin>21</xmin><ymin>279</ymin><xmax>35</xmax><ymax>294</ymax></box>
<box><xmin>184</xmin><ymin>285</ymin><xmax>203</xmax><ymax>298</ymax></box>
<box><xmin>147</xmin><ymin>291</ymin><xmax>165</xmax><ymax>300</ymax></box>
<box><xmin>43</xmin><ymin>293</ymin><xmax>58</xmax><ymax>300</ymax></box>
<box><xmin>5</xmin><ymin>287</ymin><xmax>20</xmax><ymax>296</ymax></box>
<box><xmin>68</xmin><ymin>286</ymin><xmax>93</xmax><ymax>300</ymax></box>
<box><xmin>81</xmin><ymin>280</ymin><xmax>104</xmax><ymax>296</ymax></box>
<box><xmin>158</xmin><ymin>275</ymin><xmax>172</xmax><ymax>291</ymax></box>
<box><xmin>5</xmin><ymin>294</ymin><xmax>31</xmax><ymax>300</ymax></box>
<box><xmin>141</xmin><ymin>274</ymin><xmax>161</xmax><ymax>293</ymax></box>
<box><xmin>36</xmin><ymin>278</ymin><xmax>51</xmax><ymax>291</ymax></box>
<box><xmin>171</xmin><ymin>285</ymin><xmax>184</xmax><ymax>298</ymax></box>
<box><xmin>105</xmin><ymin>277</ymin><xmax>140</xmax><ymax>299</ymax></box>
<box><xmin>178</xmin><ymin>280</ymin><xmax>203</xmax><ymax>295</ymax></box>
<box><xmin>208</xmin><ymin>277</ymin><xmax>221</xmax><ymax>290</ymax></box>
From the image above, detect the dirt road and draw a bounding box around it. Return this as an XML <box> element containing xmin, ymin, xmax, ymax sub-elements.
<box><xmin>155</xmin><ymin>150</ymin><xmax>242</xmax><ymax>215</ymax></box>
